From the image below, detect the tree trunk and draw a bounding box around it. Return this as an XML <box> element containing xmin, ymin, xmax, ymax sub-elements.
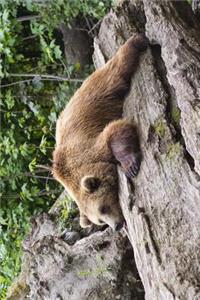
<box><xmin>93</xmin><ymin>0</ymin><xmax>200</xmax><ymax>299</ymax></box>
<box><xmin>7</xmin><ymin>1</ymin><xmax>200</xmax><ymax>299</ymax></box>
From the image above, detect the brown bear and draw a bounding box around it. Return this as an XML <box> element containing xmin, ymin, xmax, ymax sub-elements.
<box><xmin>53</xmin><ymin>34</ymin><xmax>147</xmax><ymax>231</ymax></box>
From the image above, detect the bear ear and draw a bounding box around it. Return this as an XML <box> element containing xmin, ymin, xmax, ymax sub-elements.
<box><xmin>81</xmin><ymin>176</ymin><xmax>101</xmax><ymax>193</ymax></box>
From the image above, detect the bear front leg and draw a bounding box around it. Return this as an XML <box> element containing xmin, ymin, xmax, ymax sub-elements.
<box><xmin>101</xmin><ymin>119</ymin><xmax>141</xmax><ymax>178</ymax></box>
<box><xmin>104</xmin><ymin>34</ymin><xmax>148</xmax><ymax>99</ymax></box>
<box><xmin>80</xmin><ymin>212</ymin><xmax>92</xmax><ymax>228</ymax></box>
<box><xmin>113</xmin><ymin>33</ymin><xmax>148</xmax><ymax>78</ymax></box>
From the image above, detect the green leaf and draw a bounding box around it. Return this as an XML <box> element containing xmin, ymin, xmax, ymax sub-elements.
<box><xmin>5</xmin><ymin>90</ymin><xmax>15</xmax><ymax>109</ymax></box>
<box><xmin>28</xmin><ymin>157</ymin><xmax>36</xmax><ymax>172</ymax></box>
<box><xmin>54</xmin><ymin>46</ymin><xmax>62</xmax><ymax>59</ymax></box>
<box><xmin>48</xmin><ymin>111</ymin><xmax>57</xmax><ymax>123</ymax></box>
<box><xmin>0</xmin><ymin>216</ymin><xmax>7</xmax><ymax>226</ymax></box>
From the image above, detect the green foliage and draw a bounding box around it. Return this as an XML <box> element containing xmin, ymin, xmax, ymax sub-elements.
<box><xmin>0</xmin><ymin>205</ymin><xmax>30</xmax><ymax>298</ymax></box>
<box><xmin>58</xmin><ymin>195</ymin><xmax>79</xmax><ymax>231</ymax></box>
<box><xmin>0</xmin><ymin>0</ymin><xmax>112</xmax><ymax>297</ymax></box>
<box><xmin>29</xmin><ymin>0</ymin><xmax>112</xmax><ymax>29</ymax></box>
<box><xmin>0</xmin><ymin>7</ymin><xmax>23</xmax><ymax>77</ymax></box>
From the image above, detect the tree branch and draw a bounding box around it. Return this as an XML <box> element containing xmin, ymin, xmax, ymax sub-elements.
<box><xmin>36</xmin><ymin>164</ymin><xmax>52</xmax><ymax>172</ymax></box>
<box><xmin>17</xmin><ymin>15</ymin><xmax>40</xmax><ymax>22</ymax></box>
<box><xmin>1</xmin><ymin>74</ymin><xmax>84</xmax><ymax>88</ymax></box>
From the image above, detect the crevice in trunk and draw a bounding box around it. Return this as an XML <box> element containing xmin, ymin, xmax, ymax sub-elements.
<box><xmin>172</xmin><ymin>1</ymin><xmax>200</xmax><ymax>30</ymax></box>
<box><xmin>150</xmin><ymin>43</ymin><xmax>196</xmax><ymax>172</ymax></box>
<box><xmin>115</xmin><ymin>242</ymin><xmax>145</xmax><ymax>300</ymax></box>
<box><xmin>150</xmin><ymin>44</ymin><xmax>178</xmax><ymax>135</ymax></box>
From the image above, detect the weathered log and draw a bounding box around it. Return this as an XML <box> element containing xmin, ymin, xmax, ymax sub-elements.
<box><xmin>7</xmin><ymin>213</ymin><xmax>144</xmax><ymax>300</ymax></box>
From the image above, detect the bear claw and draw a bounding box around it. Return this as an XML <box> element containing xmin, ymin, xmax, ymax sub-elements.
<box><xmin>125</xmin><ymin>161</ymin><xmax>140</xmax><ymax>178</ymax></box>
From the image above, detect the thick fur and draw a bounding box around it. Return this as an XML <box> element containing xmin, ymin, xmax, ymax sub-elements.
<box><xmin>53</xmin><ymin>34</ymin><xmax>147</xmax><ymax>230</ymax></box>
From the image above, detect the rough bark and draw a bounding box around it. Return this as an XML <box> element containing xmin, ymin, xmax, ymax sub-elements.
<box><xmin>7</xmin><ymin>1</ymin><xmax>200</xmax><ymax>299</ymax></box>
<box><xmin>7</xmin><ymin>213</ymin><xmax>144</xmax><ymax>300</ymax></box>
<box><xmin>93</xmin><ymin>1</ymin><xmax>200</xmax><ymax>299</ymax></box>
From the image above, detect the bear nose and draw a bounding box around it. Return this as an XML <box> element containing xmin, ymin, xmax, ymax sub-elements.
<box><xmin>115</xmin><ymin>222</ymin><xmax>124</xmax><ymax>231</ymax></box>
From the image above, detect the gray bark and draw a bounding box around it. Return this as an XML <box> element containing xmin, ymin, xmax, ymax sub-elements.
<box><xmin>93</xmin><ymin>1</ymin><xmax>200</xmax><ymax>299</ymax></box>
<box><xmin>7</xmin><ymin>1</ymin><xmax>200</xmax><ymax>299</ymax></box>
<box><xmin>7</xmin><ymin>213</ymin><xmax>144</xmax><ymax>300</ymax></box>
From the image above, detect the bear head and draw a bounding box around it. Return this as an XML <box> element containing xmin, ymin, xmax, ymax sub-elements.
<box><xmin>53</xmin><ymin>148</ymin><xmax>124</xmax><ymax>231</ymax></box>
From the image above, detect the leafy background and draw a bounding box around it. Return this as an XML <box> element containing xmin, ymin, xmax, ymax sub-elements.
<box><xmin>0</xmin><ymin>0</ymin><xmax>112</xmax><ymax>298</ymax></box>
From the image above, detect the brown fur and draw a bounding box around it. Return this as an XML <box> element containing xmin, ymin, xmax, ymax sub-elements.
<box><xmin>53</xmin><ymin>34</ymin><xmax>147</xmax><ymax>230</ymax></box>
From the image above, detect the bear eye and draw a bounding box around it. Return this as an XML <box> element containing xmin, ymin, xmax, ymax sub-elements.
<box><xmin>98</xmin><ymin>219</ymin><xmax>105</xmax><ymax>224</ymax></box>
<box><xmin>99</xmin><ymin>205</ymin><xmax>111</xmax><ymax>215</ymax></box>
